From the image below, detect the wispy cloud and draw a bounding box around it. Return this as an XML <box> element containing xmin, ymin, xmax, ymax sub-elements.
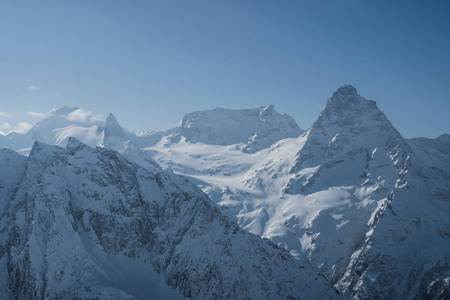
<box><xmin>16</xmin><ymin>122</ymin><xmax>33</xmax><ymax>133</ymax></box>
<box><xmin>28</xmin><ymin>85</ymin><xmax>39</xmax><ymax>91</ymax></box>
<box><xmin>0</xmin><ymin>121</ymin><xmax>33</xmax><ymax>134</ymax></box>
<box><xmin>0</xmin><ymin>122</ymin><xmax>12</xmax><ymax>132</ymax></box>
<box><xmin>66</xmin><ymin>109</ymin><xmax>102</xmax><ymax>124</ymax></box>
<box><xmin>26</xmin><ymin>111</ymin><xmax>46</xmax><ymax>118</ymax></box>
<box><xmin>0</xmin><ymin>112</ymin><xmax>10</xmax><ymax>118</ymax></box>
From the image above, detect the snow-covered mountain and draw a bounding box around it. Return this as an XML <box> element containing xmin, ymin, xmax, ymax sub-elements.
<box><xmin>1</xmin><ymin>85</ymin><xmax>449</xmax><ymax>299</ymax></box>
<box><xmin>147</xmin><ymin>85</ymin><xmax>450</xmax><ymax>299</ymax></box>
<box><xmin>164</xmin><ymin>105</ymin><xmax>303</xmax><ymax>153</ymax></box>
<box><xmin>0</xmin><ymin>106</ymin><xmax>164</xmax><ymax>176</ymax></box>
<box><xmin>0</xmin><ymin>138</ymin><xmax>339</xmax><ymax>299</ymax></box>
<box><xmin>0</xmin><ymin>106</ymin><xmax>163</xmax><ymax>154</ymax></box>
<box><xmin>27</xmin><ymin>106</ymin><xmax>106</xmax><ymax>147</ymax></box>
<box><xmin>0</xmin><ymin>104</ymin><xmax>301</xmax><ymax>156</ymax></box>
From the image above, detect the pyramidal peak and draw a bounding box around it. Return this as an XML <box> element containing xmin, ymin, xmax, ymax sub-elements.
<box><xmin>289</xmin><ymin>84</ymin><xmax>406</xmax><ymax>174</ymax></box>
<box><xmin>28</xmin><ymin>140</ymin><xmax>63</xmax><ymax>160</ymax></box>
<box><xmin>331</xmin><ymin>84</ymin><xmax>358</xmax><ymax>99</ymax></box>
<box><xmin>258</xmin><ymin>104</ymin><xmax>275</xmax><ymax>120</ymax></box>
<box><xmin>66</xmin><ymin>137</ymin><xmax>86</xmax><ymax>149</ymax></box>
<box><xmin>313</xmin><ymin>85</ymin><xmax>390</xmax><ymax>132</ymax></box>
<box><xmin>260</xmin><ymin>104</ymin><xmax>275</xmax><ymax>112</ymax></box>
<box><xmin>325</xmin><ymin>84</ymin><xmax>372</xmax><ymax>113</ymax></box>
<box><xmin>102</xmin><ymin>113</ymin><xmax>128</xmax><ymax>152</ymax></box>
<box><xmin>105</xmin><ymin>113</ymin><xmax>125</xmax><ymax>137</ymax></box>
<box><xmin>106</xmin><ymin>112</ymin><xmax>119</xmax><ymax>125</ymax></box>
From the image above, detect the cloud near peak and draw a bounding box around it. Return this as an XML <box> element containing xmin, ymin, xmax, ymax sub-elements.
<box><xmin>0</xmin><ymin>122</ymin><xmax>32</xmax><ymax>134</ymax></box>
<box><xmin>26</xmin><ymin>111</ymin><xmax>46</xmax><ymax>118</ymax></box>
<box><xmin>66</xmin><ymin>109</ymin><xmax>102</xmax><ymax>124</ymax></box>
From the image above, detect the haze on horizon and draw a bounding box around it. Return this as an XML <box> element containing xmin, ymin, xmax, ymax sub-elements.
<box><xmin>0</xmin><ymin>1</ymin><xmax>449</xmax><ymax>138</ymax></box>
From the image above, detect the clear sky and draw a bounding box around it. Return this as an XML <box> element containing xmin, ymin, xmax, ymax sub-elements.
<box><xmin>0</xmin><ymin>0</ymin><xmax>449</xmax><ymax>138</ymax></box>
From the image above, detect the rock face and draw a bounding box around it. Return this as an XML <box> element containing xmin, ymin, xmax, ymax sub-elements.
<box><xmin>178</xmin><ymin>105</ymin><xmax>303</xmax><ymax>152</ymax></box>
<box><xmin>0</xmin><ymin>138</ymin><xmax>339</xmax><ymax>299</ymax></box>
<box><xmin>336</xmin><ymin>152</ymin><xmax>450</xmax><ymax>299</ymax></box>
<box><xmin>336</xmin><ymin>132</ymin><xmax>450</xmax><ymax>299</ymax></box>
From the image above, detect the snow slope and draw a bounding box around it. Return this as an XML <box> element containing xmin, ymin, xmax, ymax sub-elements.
<box><xmin>0</xmin><ymin>138</ymin><xmax>340</xmax><ymax>299</ymax></box>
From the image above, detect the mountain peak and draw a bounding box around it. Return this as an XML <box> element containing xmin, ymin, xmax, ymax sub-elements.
<box><xmin>106</xmin><ymin>112</ymin><xmax>118</xmax><ymax>124</ymax></box>
<box><xmin>332</xmin><ymin>84</ymin><xmax>357</xmax><ymax>99</ymax></box>
<box><xmin>29</xmin><ymin>140</ymin><xmax>63</xmax><ymax>159</ymax></box>
<box><xmin>261</xmin><ymin>104</ymin><xmax>275</xmax><ymax>111</ymax></box>
<box><xmin>66</xmin><ymin>137</ymin><xmax>85</xmax><ymax>149</ymax></box>
<box><xmin>326</xmin><ymin>84</ymin><xmax>363</xmax><ymax>111</ymax></box>
<box><xmin>289</xmin><ymin>85</ymin><xmax>406</xmax><ymax>174</ymax></box>
<box><xmin>102</xmin><ymin>113</ymin><xmax>127</xmax><ymax>151</ymax></box>
<box><xmin>105</xmin><ymin>113</ymin><xmax>125</xmax><ymax>137</ymax></box>
<box><xmin>179</xmin><ymin>106</ymin><xmax>303</xmax><ymax>151</ymax></box>
<box><xmin>316</xmin><ymin>85</ymin><xmax>382</xmax><ymax>126</ymax></box>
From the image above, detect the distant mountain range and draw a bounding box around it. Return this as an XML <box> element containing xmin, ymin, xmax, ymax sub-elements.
<box><xmin>1</xmin><ymin>85</ymin><xmax>449</xmax><ymax>299</ymax></box>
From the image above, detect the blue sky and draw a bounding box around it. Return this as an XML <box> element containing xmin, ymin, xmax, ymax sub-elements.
<box><xmin>0</xmin><ymin>0</ymin><xmax>449</xmax><ymax>138</ymax></box>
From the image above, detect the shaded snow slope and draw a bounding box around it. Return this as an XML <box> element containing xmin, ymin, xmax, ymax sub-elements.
<box><xmin>0</xmin><ymin>138</ymin><xmax>340</xmax><ymax>299</ymax></box>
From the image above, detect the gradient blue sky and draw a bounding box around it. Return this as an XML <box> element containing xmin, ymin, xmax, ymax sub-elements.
<box><xmin>0</xmin><ymin>0</ymin><xmax>449</xmax><ymax>138</ymax></box>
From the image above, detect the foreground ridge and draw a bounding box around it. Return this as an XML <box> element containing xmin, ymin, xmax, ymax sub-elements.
<box><xmin>0</xmin><ymin>138</ymin><xmax>339</xmax><ymax>299</ymax></box>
